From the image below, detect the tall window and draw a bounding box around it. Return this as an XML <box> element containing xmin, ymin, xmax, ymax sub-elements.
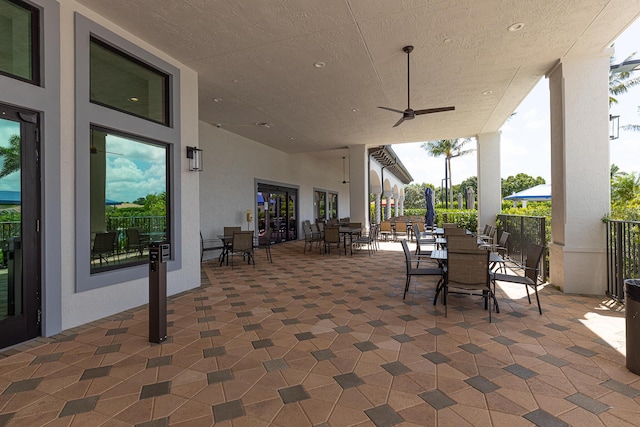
<box><xmin>89</xmin><ymin>127</ymin><xmax>168</xmax><ymax>273</ymax></box>
<box><xmin>90</xmin><ymin>37</ymin><xmax>169</xmax><ymax>125</ymax></box>
<box><xmin>0</xmin><ymin>0</ymin><xmax>39</xmax><ymax>84</ymax></box>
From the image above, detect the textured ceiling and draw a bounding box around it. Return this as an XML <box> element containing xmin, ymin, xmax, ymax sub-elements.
<box><xmin>76</xmin><ymin>0</ymin><xmax>640</xmax><ymax>154</ymax></box>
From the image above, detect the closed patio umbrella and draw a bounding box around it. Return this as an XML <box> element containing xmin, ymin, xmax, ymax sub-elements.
<box><xmin>424</xmin><ymin>187</ymin><xmax>435</xmax><ymax>226</ymax></box>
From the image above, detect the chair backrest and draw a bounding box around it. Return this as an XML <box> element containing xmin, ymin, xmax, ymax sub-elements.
<box><xmin>400</xmin><ymin>239</ymin><xmax>412</xmax><ymax>267</ymax></box>
<box><xmin>444</xmin><ymin>227</ymin><xmax>466</xmax><ymax>237</ymax></box>
<box><xmin>416</xmin><ymin>222</ymin><xmax>425</xmax><ymax>232</ymax></box>
<box><xmin>446</xmin><ymin>234</ymin><xmax>478</xmax><ymax>250</ymax></box>
<box><xmin>303</xmin><ymin>222</ymin><xmax>312</xmax><ymax>234</ymax></box>
<box><xmin>224</xmin><ymin>226</ymin><xmax>241</xmax><ymax>236</ymax></box>
<box><xmin>412</xmin><ymin>224</ymin><xmax>421</xmax><ymax>239</ymax></box>
<box><xmin>380</xmin><ymin>221</ymin><xmax>391</xmax><ymax>232</ymax></box>
<box><xmin>324</xmin><ymin>226</ymin><xmax>340</xmax><ymax>243</ymax></box>
<box><xmin>326</xmin><ymin>218</ymin><xmax>338</xmax><ymax>226</ymax></box>
<box><xmin>447</xmin><ymin>249</ymin><xmax>490</xmax><ymax>289</ymax></box>
<box><xmin>93</xmin><ymin>231</ymin><xmax>116</xmax><ymax>254</ymax></box>
<box><xmin>349</xmin><ymin>222</ymin><xmax>361</xmax><ymax>229</ymax></box>
<box><xmin>317</xmin><ymin>222</ymin><xmax>325</xmax><ymax>232</ymax></box>
<box><xmin>497</xmin><ymin>231</ymin><xmax>510</xmax><ymax>247</ymax></box>
<box><xmin>258</xmin><ymin>228</ymin><xmax>272</xmax><ymax>246</ymax></box>
<box><xmin>232</xmin><ymin>231</ymin><xmax>254</xmax><ymax>252</ymax></box>
<box><xmin>524</xmin><ymin>244</ymin><xmax>545</xmax><ymax>283</ymax></box>
<box><xmin>127</xmin><ymin>228</ymin><xmax>141</xmax><ymax>245</ymax></box>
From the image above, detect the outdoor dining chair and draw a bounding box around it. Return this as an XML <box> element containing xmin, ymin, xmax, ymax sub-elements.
<box><xmin>230</xmin><ymin>231</ymin><xmax>255</xmax><ymax>268</ymax></box>
<box><xmin>400</xmin><ymin>240</ymin><xmax>443</xmax><ymax>299</ymax></box>
<box><xmin>443</xmin><ymin>249</ymin><xmax>495</xmax><ymax>322</ymax></box>
<box><xmin>492</xmin><ymin>244</ymin><xmax>545</xmax><ymax>314</ymax></box>
<box><xmin>379</xmin><ymin>221</ymin><xmax>392</xmax><ymax>241</ymax></box>
<box><xmin>91</xmin><ymin>231</ymin><xmax>117</xmax><ymax>265</ymax></box>
<box><xmin>126</xmin><ymin>228</ymin><xmax>146</xmax><ymax>257</ymax></box>
<box><xmin>413</xmin><ymin>223</ymin><xmax>435</xmax><ymax>257</ymax></box>
<box><xmin>323</xmin><ymin>226</ymin><xmax>341</xmax><ymax>255</ymax></box>
<box><xmin>257</xmin><ymin>227</ymin><xmax>274</xmax><ymax>263</ymax></box>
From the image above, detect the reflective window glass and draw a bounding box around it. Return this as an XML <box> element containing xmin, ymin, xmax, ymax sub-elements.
<box><xmin>90</xmin><ymin>127</ymin><xmax>168</xmax><ymax>273</ymax></box>
<box><xmin>0</xmin><ymin>0</ymin><xmax>39</xmax><ymax>83</ymax></box>
<box><xmin>90</xmin><ymin>38</ymin><xmax>169</xmax><ymax>125</ymax></box>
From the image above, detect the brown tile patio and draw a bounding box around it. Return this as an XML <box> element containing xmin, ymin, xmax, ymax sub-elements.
<box><xmin>0</xmin><ymin>239</ymin><xmax>637</xmax><ymax>426</ymax></box>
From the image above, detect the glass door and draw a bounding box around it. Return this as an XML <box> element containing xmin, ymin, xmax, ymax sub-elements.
<box><xmin>0</xmin><ymin>103</ymin><xmax>40</xmax><ymax>349</ymax></box>
<box><xmin>257</xmin><ymin>184</ymin><xmax>298</xmax><ymax>244</ymax></box>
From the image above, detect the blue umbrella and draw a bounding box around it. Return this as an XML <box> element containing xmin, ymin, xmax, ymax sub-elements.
<box><xmin>424</xmin><ymin>187</ymin><xmax>435</xmax><ymax>226</ymax></box>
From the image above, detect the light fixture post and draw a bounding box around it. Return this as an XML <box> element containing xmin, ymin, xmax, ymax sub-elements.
<box><xmin>186</xmin><ymin>146</ymin><xmax>203</xmax><ymax>171</ymax></box>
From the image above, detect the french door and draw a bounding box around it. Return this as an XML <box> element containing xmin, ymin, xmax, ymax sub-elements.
<box><xmin>257</xmin><ymin>184</ymin><xmax>297</xmax><ymax>243</ymax></box>
<box><xmin>0</xmin><ymin>103</ymin><xmax>41</xmax><ymax>349</ymax></box>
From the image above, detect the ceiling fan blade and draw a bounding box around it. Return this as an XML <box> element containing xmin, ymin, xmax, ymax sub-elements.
<box><xmin>378</xmin><ymin>106</ymin><xmax>405</xmax><ymax>114</ymax></box>
<box><xmin>392</xmin><ymin>117</ymin><xmax>406</xmax><ymax>127</ymax></box>
<box><xmin>414</xmin><ymin>106</ymin><xmax>455</xmax><ymax>115</ymax></box>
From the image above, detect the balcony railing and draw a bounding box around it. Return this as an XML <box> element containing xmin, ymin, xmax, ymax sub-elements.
<box><xmin>496</xmin><ymin>214</ymin><xmax>548</xmax><ymax>280</ymax></box>
<box><xmin>606</xmin><ymin>220</ymin><xmax>640</xmax><ymax>303</ymax></box>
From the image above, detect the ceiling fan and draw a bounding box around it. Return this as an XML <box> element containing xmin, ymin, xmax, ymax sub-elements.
<box><xmin>379</xmin><ymin>45</ymin><xmax>455</xmax><ymax>128</ymax></box>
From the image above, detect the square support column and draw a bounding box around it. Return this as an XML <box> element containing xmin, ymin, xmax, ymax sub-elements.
<box><xmin>477</xmin><ymin>132</ymin><xmax>502</xmax><ymax>230</ymax></box>
<box><xmin>548</xmin><ymin>53</ymin><xmax>610</xmax><ymax>294</ymax></box>
<box><xmin>348</xmin><ymin>145</ymin><xmax>369</xmax><ymax>229</ymax></box>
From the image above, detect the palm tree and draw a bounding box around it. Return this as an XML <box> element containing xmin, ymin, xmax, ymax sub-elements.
<box><xmin>421</xmin><ymin>138</ymin><xmax>473</xmax><ymax>208</ymax></box>
<box><xmin>0</xmin><ymin>134</ymin><xmax>21</xmax><ymax>179</ymax></box>
<box><xmin>609</xmin><ymin>52</ymin><xmax>640</xmax><ymax>106</ymax></box>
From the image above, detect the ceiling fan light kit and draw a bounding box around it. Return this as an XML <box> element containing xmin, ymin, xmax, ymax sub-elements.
<box><xmin>379</xmin><ymin>45</ymin><xmax>455</xmax><ymax>127</ymax></box>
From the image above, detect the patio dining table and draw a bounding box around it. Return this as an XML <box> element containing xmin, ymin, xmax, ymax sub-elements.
<box><xmin>338</xmin><ymin>226</ymin><xmax>362</xmax><ymax>255</ymax></box>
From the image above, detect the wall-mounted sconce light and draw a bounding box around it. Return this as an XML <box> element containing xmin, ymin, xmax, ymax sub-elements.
<box><xmin>246</xmin><ymin>209</ymin><xmax>253</xmax><ymax>230</ymax></box>
<box><xmin>186</xmin><ymin>146</ymin><xmax>203</xmax><ymax>171</ymax></box>
<box><xmin>610</xmin><ymin>114</ymin><xmax>620</xmax><ymax>140</ymax></box>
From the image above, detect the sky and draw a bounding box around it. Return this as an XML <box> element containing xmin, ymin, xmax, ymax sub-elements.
<box><xmin>392</xmin><ymin>18</ymin><xmax>640</xmax><ymax>187</ymax></box>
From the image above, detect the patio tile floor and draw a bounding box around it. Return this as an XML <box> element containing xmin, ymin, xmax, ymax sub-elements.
<box><xmin>0</xmin><ymin>239</ymin><xmax>636</xmax><ymax>426</ymax></box>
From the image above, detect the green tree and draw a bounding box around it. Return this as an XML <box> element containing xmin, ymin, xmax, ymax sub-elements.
<box><xmin>609</xmin><ymin>52</ymin><xmax>640</xmax><ymax>106</ymax></box>
<box><xmin>421</xmin><ymin>138</ymin><xmax>473</xmax><ymax>207</ymax></box>
<box><xmin>610</xmin><ymin>52</ymin><xmax>640</xmax><ymax>133</ymax></box>
<box><xmin>403</xmin><ymin>182</ymin><xmax>433</xmax><ymax>209</ymax></box>
<box><xmin>501</xmin><ymin>173</ymin><xmax>546</xmax><ymax>198</ymax></box>
<box><xmin>0</xmin><ymin>134</ymin><xmax>21</xmax><ymax>179</ymax></box>
<box><xmin>611</xmin><ymin>171</ymin><xmax>640</xmax><ymax>204</ymax></box>
<box><xmin>143</xmin><ymin>192</ymin><xmax>167</xmax><ymax>216</ymax></box>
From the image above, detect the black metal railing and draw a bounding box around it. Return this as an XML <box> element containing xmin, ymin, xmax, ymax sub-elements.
<box><xmin>496</xmin><ymin>214</ymin><xmax>548</xmax><ymax>279</ymax></box>
<box><xmin>606</xmin><ymin>220</ymin><xmax>640</xmax><ymax>303</ymax></box>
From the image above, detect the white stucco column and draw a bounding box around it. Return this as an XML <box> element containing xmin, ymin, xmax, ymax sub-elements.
<box><xmin>375</xmin><ymin>193</ymin><xmax>381</xmax><ymax>224</ymax></box>
<box><xmin>477</xmin><ymin>132</ymin><xmax>502</xmax><ymax>230</ymax></box>
<box><xmin>383</xmin><ymin>192</ymin><xmax>391</xmax><ymax>219</ymax></box>
<box><xmin>349</xmin><ymin>145</ymin><xmax>369</xmax><ymax>229</ymax></box>
<box><xmin>399</xmin><ymin>196</ymin><xmax>404</xmax><ymax>216</ymax></box>
<box><xmin>548</xmin><ymin>53</ymin><xmax>610</xmax><ymax>294</ymax></box>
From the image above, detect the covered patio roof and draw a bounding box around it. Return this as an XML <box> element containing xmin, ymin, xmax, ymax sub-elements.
<box><xmin>75</xmin><ymin>0</ymin><xmax>640</xmax><ymax>153</ymax></box>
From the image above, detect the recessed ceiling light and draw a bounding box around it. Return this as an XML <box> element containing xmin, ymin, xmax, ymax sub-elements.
<box><xmin>314</xmin><ymin>61</ymin><xmax>326</xmax><ymax>68</ymax></box>
<box><xmin>213</xmin><ymin>97</ymin><xmax>222</xmax><ymax>102</ymax></box>
<box><xmin>256</xmin><ymin>122</ymin><xmax>272</xmax><ymax>128</ymax></box>
<box><xmin>508</xmin><ymin>22</ymin><xmax>525</xmax><ymax>32</ymax></box>
<box><xmin>232</xmin><ymin>79</ymin><xmax>239</xmax><ymax>83</ymax></box>
<box><xmin>482</xmin><ymin>90</ymin><xmax>493</xmax><ymax>95</ymax></box>
<box><xmin>443</xmin><ymin>38</ymin><xmax>452</xmax><ymax>44</ymax></box>
<box><xmin>129</xmin><ymin>97</ymin><xmax>139</xmax><ymax>102</ymax></box>
<box><xmin>289</xmin><ymin>137</ymin><xmax>295</xmax><ymax>140</ymax></box>
<box><xmin>351</xmin><ymin>108</ymin><xmax>360</xmax><ymax>112</ymax></box>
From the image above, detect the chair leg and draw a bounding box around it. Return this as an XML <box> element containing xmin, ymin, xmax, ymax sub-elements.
<box><xmin>532</xmin><ymin>285</ymin><xmax>542</xmax><ymax>314</ymax></box>
<box><xmin>524</xmin><ymin>282</ymin><xmax>532</xmax><ymax>304</ymax></box>
<box><xmin>403</xmin><ymin>276</ymin><xmax>411</xmax><ymax>299</ymax></box>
